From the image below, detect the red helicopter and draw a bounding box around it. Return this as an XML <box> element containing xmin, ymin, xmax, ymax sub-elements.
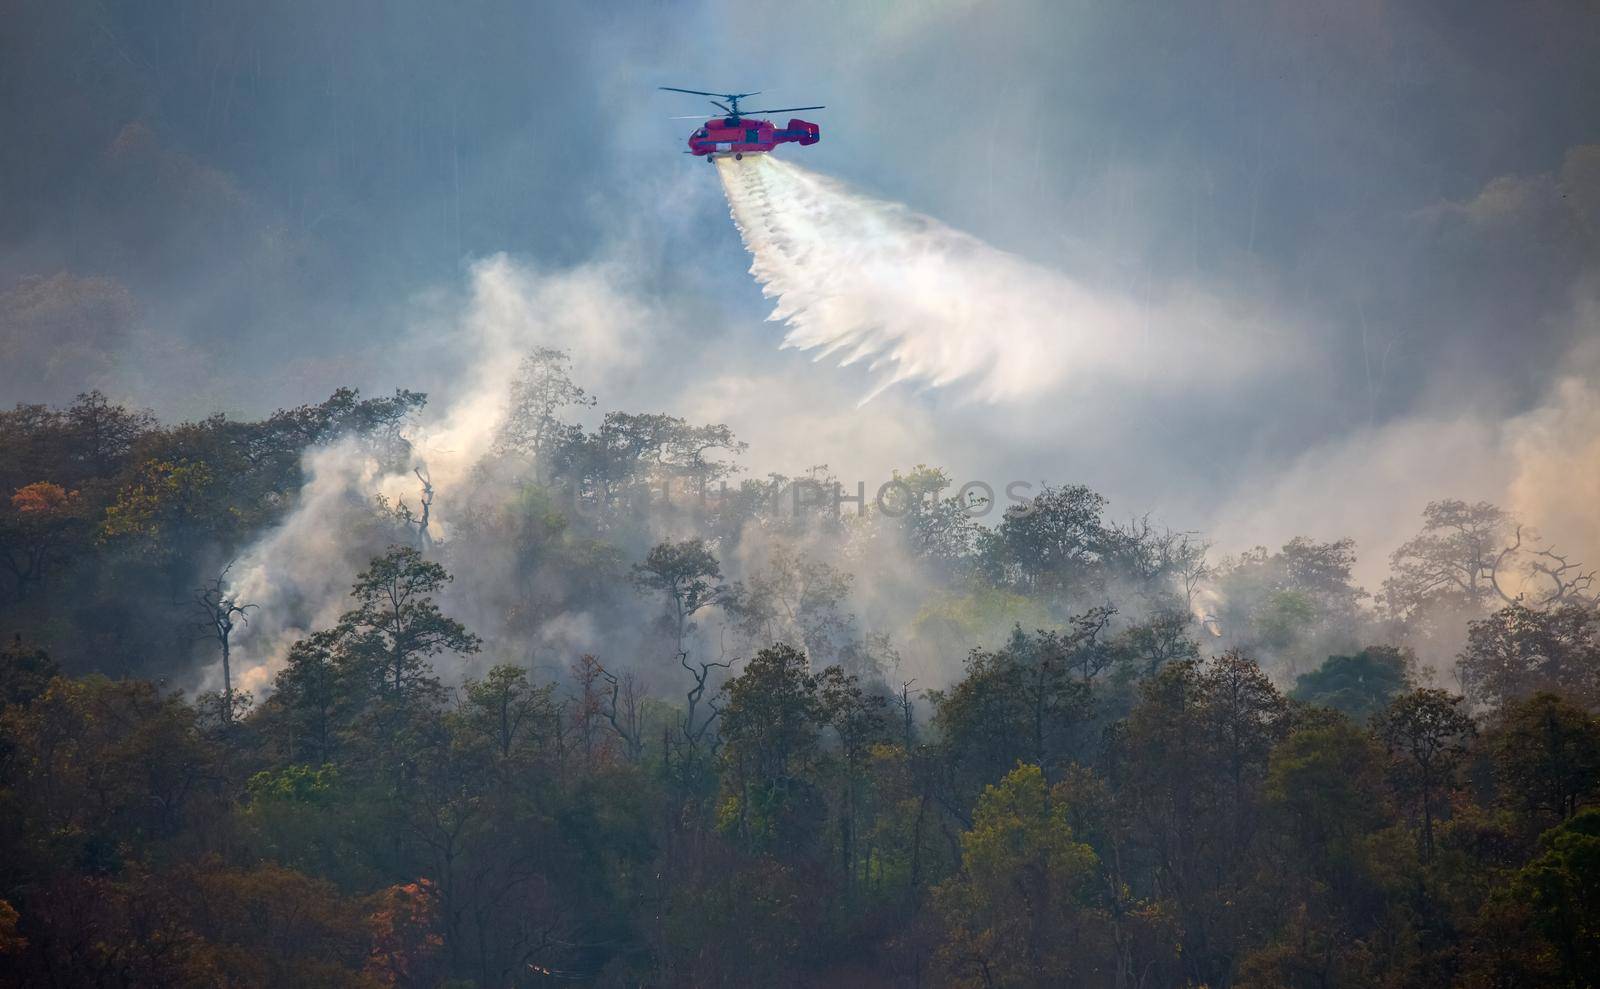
<box><xmin>660</xmin><ymin>87</ymin><xmax>823</xmax><ymax>161</ymax></box>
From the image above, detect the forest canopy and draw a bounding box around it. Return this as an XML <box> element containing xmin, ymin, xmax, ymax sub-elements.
<box><xmin>2</xmin><ymin>374</ymin><xmax>1598</xmax><ymax>987</ymax></box>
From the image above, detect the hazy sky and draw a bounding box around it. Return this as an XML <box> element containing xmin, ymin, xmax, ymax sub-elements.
<box><xmin>3</xmin><ymin>0</ymin><xmax>1597</xmax><ymax>580</ymax></box>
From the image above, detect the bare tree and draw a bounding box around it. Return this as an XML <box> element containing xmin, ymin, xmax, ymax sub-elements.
<box><xmin>681</xmin><ymin>649</ymin><xmax>735</xmax><ymax>759</ymax></box>
<box><xmin>896</xmin><ymin>678</ymin><xmax>918</xmax><ymax>749</ymax></box>
<box><xmin>1387</xmin><ymin>502</ymin><xmax>1599</xmax><ymax>621</ymax></box>
<box><xmin>1491</xmin><ymin>527</ymin><xmax>1598</xmax><ymax>608</ymax></box>
<box><xmin>1177</xmin><ymin>536</ymin><xmax>1214</xmax><ymax>616</ymax></box>
<box><xmin>412</xmin><ymin>467</ymin><xmax>434</xmax><ymax>548</ymax></box>
<box><xmin>375</xmin><ymin>468</ymin><xmax>436</xmax><ymax>549</ymax></box>
<box><xmin>594</xmin><ymin>659</ymin><xmax>646</xmax><ymax>762</ymax></box>
<box><xmin>192</xmin><ymin>562</ymin><xmax>256</xmax><ymax>725</ymax></box>
<box><xmin>570</xmin><ymin>655</ymin><xmax>612</xmax><ymax>765</ymax></box>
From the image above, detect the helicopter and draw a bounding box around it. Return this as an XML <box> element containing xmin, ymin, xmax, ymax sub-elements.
<box><xmin>660</xmin><ymin>87</ymin><xmax>823</xmax><ymax>161</ymax></box>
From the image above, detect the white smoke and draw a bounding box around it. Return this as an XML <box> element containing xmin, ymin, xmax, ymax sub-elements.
<box><xmin>716</xmin><ymin>154</ymin><xmax>1288</xmax><ymax>403</ymax></box>
<box><xmin>219</xmin><ymin>256</ymin><xmax>656</xmax><ymax>696</ymax></box>
<box><xmin>225</xmin><ymin>439</ymin><xmax>389</xmax><ymax>695</ymax></box>
<box><xmin>210</xmin><ymin>156</ymin><xmax>1301</xmax><ymax>698</ymax></box>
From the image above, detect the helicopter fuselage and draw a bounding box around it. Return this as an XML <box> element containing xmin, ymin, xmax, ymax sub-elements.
<box><xmin>687</xmin><ymin>116</ymin><xmax>820</xmax><ymax>159</ymax></box>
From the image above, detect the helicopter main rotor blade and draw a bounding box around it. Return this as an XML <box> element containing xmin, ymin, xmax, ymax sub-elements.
<box><xmin>659</xmin><ymin>86</ymin><xmax>761</xmax><ymax>99</ymax></box>
<box><xmin>739</xmin><ymin>105</ymin><xmax>826</xmax><ymax>115</ymax></box>
<box><xmin>710</xmin><ymin>100</ymin><xmax>733</xmax><ymax>114</ymax></box>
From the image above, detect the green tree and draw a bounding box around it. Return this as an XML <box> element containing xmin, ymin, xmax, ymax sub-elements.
<box><xmin>930</xmin><ymin>616</ymin><xmax>1110</xmax><ymax>807</ymax></box>
<box><xmin>493</xmin><ymin>347</ymin><xmax>594</xmax><ymax>485</ymax></box>
<box><xmin>934</xmin><ymin>763</ymin><xmax>1107</xmax><ymax>988</ymax></box>
<box><xmin>1458</xmin><ymin>603</ymin><xmax>1600</xmax><ymax>711</ymax></box>
<box><xmin>717</xmin><ymin>643</ymin><xmax>825</xmax><ymax>850</ymax></box>
<box><xmin>0</xmin><ymin>675</ymin><xmax>222</xmax><ymax>854</ymax></box>
<box><xmin>1291</xmin><ymin>646</ymin><xmax>1413</xmax><ymax>722</ymax></box>
<box><xmin>725</xmin><ymin>543</ymin><xmax>857</xmax><ymax>668</ymax></box>
<box><xmin>1215</xmin><ymin>537</ymin><xmax>1367</xmax><ymax>673</ymax></box>
<box><xmin>271</xmin><ymin>629</ymin><xmax>344</xmax><ymax>764</ymax></box>
<box><xmin>983</xmin><ymin>483</ymin><xmax>1109</xmax><ymax>597</ymax></box>
<box><xmin>455</xmin><ymin>663</ymin><xmax>557</xmax><ymax>763</ymax></box>
<box><xmin>1116</xmin><ymin>651</ymin><xmax>1287</xmax><ymax>984</ymax></box>
<box><xmin>1506</xmin><ymin>808</ymin><xmax>1600</xmax><ymax>984</ymax></box>
<box><xmin>1489</xmin><ymin>692</ymin><xmax>1600</xmax><ymax>829</ymax></box>
<box><xmin>0</xmin><ymin>634</ymin><xmax>59</xmax><ymax>707</ymax></box>
<box><xmin>99</xmin><ymin>458</ymin><xmax>231</xmax><ymax>573</ymax></box>
<box><xmin>336</xmin><ymin>546</ymin><xmax>480</xmax><ymax>704</ymax></box>
<box><xmin>817</xmin><ymin>663</ymin><xmax>891</xmax><ymax>890</ymax></box>
<box><xmin>632</xmin><ymin>538</ymin><xmax>724</xmax><ymax>660</ymax></box>
<box><xmin>1375</xmin><ymin>688</ymin><xmax>1475</xmax><ymax>860</ymax></box>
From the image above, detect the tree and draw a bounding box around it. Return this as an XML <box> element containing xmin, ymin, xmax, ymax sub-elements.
<box><xmin>725</xmin><ymin>543</ymin><xmax>856</xmax><ymax>668</ymax></box>
<box><xmin>335</xmin><ymin>546</ymin><xmax>480</xmax><ymax>704</ymax></box>
<box><xmin>98</xmin><ymin>458</ymin><xmax>230</xmax><ymax>572</ymax></box>
<box><xmin>62</xmin><ymin>390</ymin><xmax>154</xmax><ymax>478</ymax></box>
<box><xmin>632</xmin><ymin>538</ymin><xmax>724</xmax><ymax>660</ymax></box>
<box><xmin>568</xmin><ymin>653</ymin><xmax>617</xmax><ymax>765</ymax></box>
<box><xmin>1115</xmin><ymin>652</ymin><xmax>1287</xmax><ymax>984</ymax></box>
<box><xmin>365</xmin><ymin>878</ymin><xmax>447</xmax><ymax>987</ymax></box>
<box><xmin>905</xmin><ymin>466</ymin><xmax>986</xmax><ymax>566</ymax></box>
<box><xmin>493</xmin><ymin>347</ymin><xmax>595</xmax><ymax>478</ymax></box>
<box><xmin>1458</xmin><ymin>603</ymin><xmax>1600</xmax><ymax>711</ymax></box>
<box><xmin>456</xmin><ymin>663</ymin><xmax>557</xmax><ymax>763</ymax></box>
<box><xmin>593</xmin><ymin>658</ymin><xmax>647</xmax><ymax>762</ymax></box>
<box><xmin>717</xmin><ymin>643</ymin><xmax>825</xmax><ymax>849</ymax></box>
<box><xmin>677</xmin><ymin>649</ymin><xmax>734</xmax><ymax>765</ymax></box>
<box><xmin>858</xmin><ymin>465</ymin><xmax>986</xmax><ymax>579</ymax></box>
<box><xmin>551</xmin><ymin>412</ymin><xmax>743</xmax><ymax>515</ymax></box>
<box><xmin>1255</xmin><ymin>720</ymin><xmax>1395</xmax><ymax>987</ymax></box>
<box><xmin>1265</xmin><ymin>720</ymin><xmax>1391</xmax><ymax>872</ymax></box>
<box><xmin>190</xmin><ymin>563</ymin><xmax>256</xmax><ymax>725</ymax></box>
<box><xmin>1386</xmin><ymin>500</ymin><xmax>1514</xmax><ymax>617</ymax></box>
<box><xmin>1489</xmin><ymin>692</ymin><xmax>1600</xmax><ymax>828</ymax></box>
<box><xmin>1213</xmin><ymin>537</ymin><xmax>1368</xmax><ymax>673</ymax></box>
<box><xmin>174</xmin><ymin>862</ymin><xmax>374</xmax><ymax>985</ymax></box>
<box><xmin>929</xmin><ymin>622</ymin><xmax>1103</xmax><ymax>808</ymax></box>
<box><xmin>1108</xmin><ymin>609</ymin><xmax>1200</xmax><ymax>680</ymax></box>
<box><xmin>271</xmin><ymin>629</ymin><xmax>343</xmax><ymax>765</ymax></box>
<box><xmin>0</xmin><ymin>899</ymin><xmax>22</xmax><ymax>958</ymax></box>
<box><xmin>266</xmin><ymin>386</ymin><xmax>427</xmax><ymax>473</ymax></box>
<box><xmin>817</xmin><ymin>664</ymin><xmax>891</xmax><ymax>888</ymax></box>
<box><xmin>1385</xmin><ymin>499</ymin><xmax>1598</xmax><ymax>627</ymax></box>
<box><xmin>0</xmin><ymin>482</ymin><xmax>84</xmax><ymax>600</ymax></box>
<box><xmin>1099</xmin><ymin>516</ymin><xmax>1211</xmax><ymax>609</ymax></box>
<box><xmin>984</xmin><ymin>483</ymin><xmax>1109</xmax><ymax>597</ymax></box>
<box><xmin>0</xmin><ymin>675</ymin><xmax>222</xmax><ymax>849</ymax></box>
<box><xmin>1504</xmin><ymin>808</ymin><xmax>1600</xmax><ymax>985</ymax></box>
<box><xmin>239</xmin><ymin>386</ymin><xmax>427</xmax><ymax>496</ymax></box>
<box><xmin>1374</xmin><ymin>688</ymin><xmax>1476</xmax><ymax>859</ymax></box>
<box><xmin>719</xmin><ymin>643</ymin><xmax>821</xmax><ymax>783</ymax></box>
<box><xmin>933</xmin><ymin>763</ymin><xmax>1107</xmax><ymax>988</ymax></box>
<box><xmin>1291</xmin><ymin>646</ymin><xmax>1413</xmax><ymax>722</ymax></box>
<box><xmin>1201</xmin><ymin>650</ymin><xmax>1291</xmax><ymax>830</ymax></box>
<box><xmin>0</xmin><ymin>634</ymin><xmax>59</xmax><ymax>707</ymax></box>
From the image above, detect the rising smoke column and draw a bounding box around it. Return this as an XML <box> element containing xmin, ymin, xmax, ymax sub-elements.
<box><xmin>716</xmin><ymin>155</ymin><xmax>1226</xmax><ymax>403</ymax></box>
<box><xmin>219</xmin><ymin>258</ymin><xmax>656</xmax><ymax>697</ymax></box>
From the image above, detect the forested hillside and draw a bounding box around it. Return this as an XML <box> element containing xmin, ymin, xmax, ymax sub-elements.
<box><xmin>1</xmin><ymin>370</ymin><xmax>1598</xmax><ymax>988</ymax></box>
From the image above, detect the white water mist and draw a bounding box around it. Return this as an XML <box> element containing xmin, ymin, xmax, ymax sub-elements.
<box><xmin>716</xmin><ymin>154</ymin><xmax>1276</xmax><ymax>403</ymax></box>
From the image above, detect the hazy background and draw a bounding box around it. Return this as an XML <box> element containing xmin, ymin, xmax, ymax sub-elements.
<box><xmin>3</xmin><ymin>0</ymin><xmax>1597</xmax><ymax>586</ymax></box>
